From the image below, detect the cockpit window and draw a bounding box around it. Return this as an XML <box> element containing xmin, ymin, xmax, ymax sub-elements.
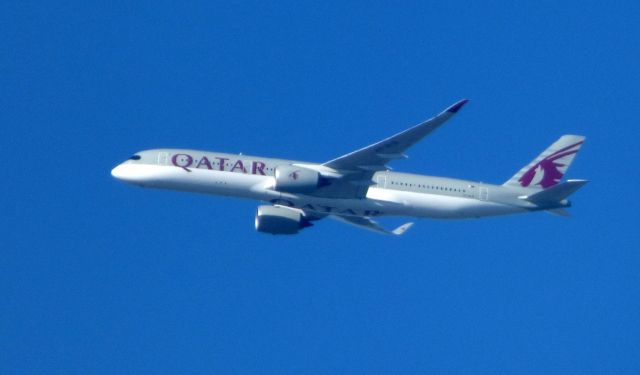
<box><xmin>128</xmin><ymin>155</ymin><xmax>142</xmax><ymax>160</ymax></box>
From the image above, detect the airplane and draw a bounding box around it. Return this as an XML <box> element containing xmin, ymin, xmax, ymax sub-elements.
<box><xmin>111</xmin><ymin>99</ymin><xmax>587</xmax><ymax>235</ymax></box>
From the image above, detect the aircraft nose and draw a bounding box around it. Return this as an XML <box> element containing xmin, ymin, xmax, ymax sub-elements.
<box><xmin>111</xmin><ymin>164</ymin><xmax>123</xmax><ymax>179</ymax></box>
<box><xmin>111</xmin><ymin>162</ymin><xmax>160</xmax><ymax>186</ymax></box>
<box><xmin>111</xmin><ymin>163</ymin><xmax>133</xmax><ymax>182</ymax></box>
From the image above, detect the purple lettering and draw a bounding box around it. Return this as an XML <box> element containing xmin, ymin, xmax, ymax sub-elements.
<box><xmin>215</xmin><ymin>157</ymin><xmax>229</xmax><ymax>171</ymax></box>
<box><xmin>196</xmin><ymin>156</ymin><xmax>212</xmax><ymax>170</ymax></box>
<box><xmin>252</xmin><ymin>161</ymin><xmax>266</xmax><ymax>175</ymax></box>
<box><xmin>230</xmin><ymin>160</ymin><xmax>247</xmax><ymax>173</ymax></box>
<box><xmin>171</xmin><ymin>153</ymin><xmax>193</xmax><ymax>171</ymax></box>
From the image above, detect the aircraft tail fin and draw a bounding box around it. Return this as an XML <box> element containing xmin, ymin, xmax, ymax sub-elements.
<box><xmin>503</xmin><ymin>135</ymin><xmax>585</xmax><ymax>190</ymax></box>
<box><xmin>520</xmin><ymin>179</ymin><xmax>588</xmax><ymax>206</ymax></box>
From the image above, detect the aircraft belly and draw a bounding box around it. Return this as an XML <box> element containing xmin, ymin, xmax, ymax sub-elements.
<box><xmin>133</xmin><ymin>165</ymin><xmax>272</xmax><ymax>200</ymax></box>
<box><xmin>366</xmin><ymin>187</ymin><xmax>521</xmax><ymax>219</ymax></box>
<box><xmin>267</xmin><ymin>188</ymin><xmax>523</xmax><ymax>219</ymax></box>
<box><xmin>122</xmin><ymin>164</ymin><xmax>523</xmax><ymax>219</ymax></box>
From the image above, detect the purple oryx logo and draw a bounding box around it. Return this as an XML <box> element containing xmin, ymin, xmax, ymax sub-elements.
<box><xmin>288</xmin><ymin>170</ymin><xmax>300</xmax><ymax>180</ymax></box>
<box><xmin>519</xmin><ymin>141</ymin><xmax>583</xmax><ymax>188</ymax></box>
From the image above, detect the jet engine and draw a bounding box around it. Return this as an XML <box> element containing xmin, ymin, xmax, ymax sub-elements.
<box><xmin>274</xmin><ymin>165</ymin><xmax>320</xmax><ymax>193</ymax></box>
<box><xmin>255</xmin><ymin>205</ymin><xmax>312</xmax><ymax>235</ymax></box>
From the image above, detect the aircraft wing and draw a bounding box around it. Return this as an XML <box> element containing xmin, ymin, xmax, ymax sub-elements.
<box><xmin>331</xmin><ymin>215</ymin><xmax>414</xmax><ymax>236</ymax></box>
<box><xmin>273</xmin><ymin>206</ymin><xmax>412</xmax><ymax>235</ymax></box>
<box><xmin>323</xmin><ymin>99</ymin><xmax>468</xmax><ymax>172</ymax></box>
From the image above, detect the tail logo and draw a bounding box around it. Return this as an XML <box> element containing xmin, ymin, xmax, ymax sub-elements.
<box><xmin>519</xmin><ymin>141</ymin><xmax>583</xmax><ymax>188</ymax></box>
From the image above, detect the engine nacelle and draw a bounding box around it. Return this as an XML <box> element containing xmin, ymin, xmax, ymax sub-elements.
<box><xmin>274</xmin><ymin>165</ymin><xmax>320</xmax><ymax>193</ymax></box>
<box><xmin>255</xmin><ymin>205</ymin><xmax>311</xmax><ymax>235</ymax></box>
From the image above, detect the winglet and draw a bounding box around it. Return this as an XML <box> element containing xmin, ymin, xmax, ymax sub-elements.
<box><xmin>446</xmin><ymin>99</ymin><xmax>469</xmax><ymax>114</ymax></box>
<box><xmin>391</xmin><ymin>222</ymin><xmax>414</xmax><ymax>236</ymax></box>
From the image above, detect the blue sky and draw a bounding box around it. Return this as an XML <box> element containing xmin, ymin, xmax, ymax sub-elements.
<box><xmin>2</xmin><ymin>1</ymin><xmax>639</xmax><ymax>373</ymax></box>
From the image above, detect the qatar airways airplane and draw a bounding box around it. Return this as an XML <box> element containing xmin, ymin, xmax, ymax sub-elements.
<box><xmin>111</xmin><ymin>99</ymin><xmax>587</xmax><ymax>235</ymax></box>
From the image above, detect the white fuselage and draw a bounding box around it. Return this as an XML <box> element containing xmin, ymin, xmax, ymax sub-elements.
<box><xmin>112</xmin><ymin>149</ymin><xmax>532</xmax><ymax>220</ymax></box>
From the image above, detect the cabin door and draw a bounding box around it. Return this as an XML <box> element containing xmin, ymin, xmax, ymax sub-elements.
<box><xmin>376</xmin><ymin>173</ymin><xmax>387</xmax><ymax>188</ymax></box>
<box><xmin>157</xmin><ymin>152</ymin><xmax>169</xmax><ymax>165</ymax></box>
<box><xmin>479</xmin><ymin>187</ymin><xmax>489</xmax><ymax>201</ymax></box>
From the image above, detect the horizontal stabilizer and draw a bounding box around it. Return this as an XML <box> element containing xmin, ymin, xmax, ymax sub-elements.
<box><xmin>522</xmin><ymin>179</ymin><xmax>588</xmax><ymax>205</ymax></box>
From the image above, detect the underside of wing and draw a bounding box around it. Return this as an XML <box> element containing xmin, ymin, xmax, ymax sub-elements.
<box><xmin>313</xmin><ymin>99</ymin><xmax>468</xmax><ymax>199</ymax></box>
<box><xmin>331</xmin><ymin>215</ymin><xmax>414</xmax><ymax>235</ymax></box>
<box><xmin>323</xmin><ymin>99</ymin><xmax>468</xmax><ymax>172</ymax></box>
<box><xmin>253</xmin><ymin>204</ymin><xmax>412</xmax><ymax>236</ymax></box>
